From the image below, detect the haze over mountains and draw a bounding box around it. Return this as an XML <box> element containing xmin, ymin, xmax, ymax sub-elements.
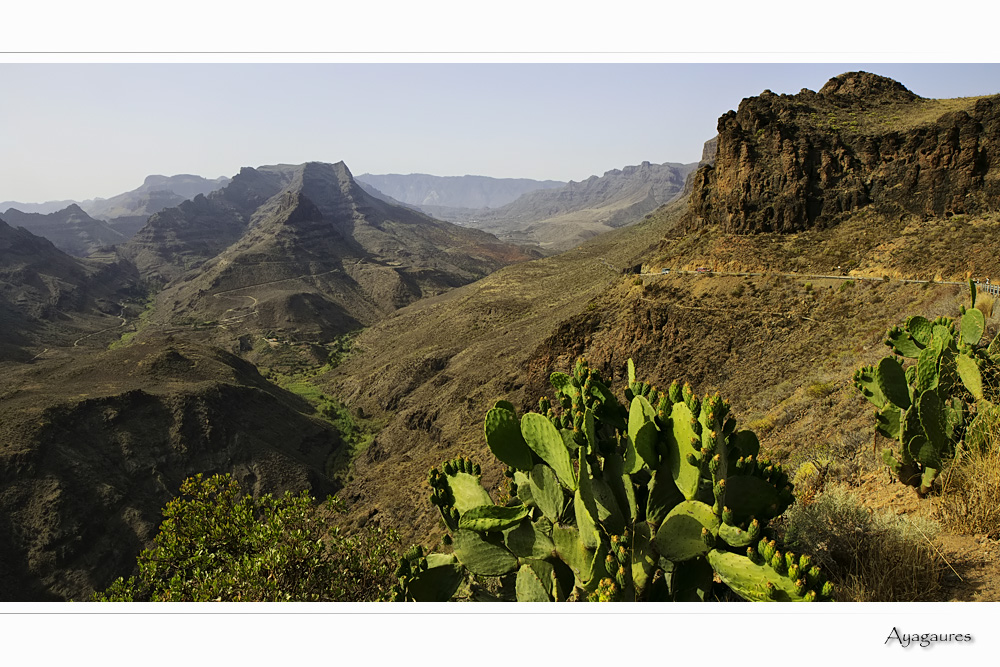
<box><xmin>4</xmin><ymin>72</ymin><xmax>1000</xmax><ymax>602</ymax></box>
<box><xmin>2</xmin><ymin>174</ymin><xmax>230</xmax><ymax>220</ymax></box>
<box><xmin>370</xmin><ymin>161</ymin><xmax>698</xmax><ymax>251</ymax></box>
<box><xmin>354</xmin><ymin>173</ymin><xmax>564</xmax><ymax>209</ymax></box>
<box><xmin>2</xmin><ymin>174</ymin><xmax>231</xmax><ymax>257</ymax></box>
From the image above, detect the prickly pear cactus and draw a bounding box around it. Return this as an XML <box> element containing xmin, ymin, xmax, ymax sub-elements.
<box><xmin>854</xmin><ymin>298</ymin><xmax>999</xmax><ymax>495</ymax></box>
<box><xmin>396</xmin><ymin>358</ymin><xmax>833</xmax><ymax>602</ymax></box>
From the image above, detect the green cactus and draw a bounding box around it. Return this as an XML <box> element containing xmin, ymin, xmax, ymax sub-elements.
<box><xmin>855</xmin><ymin>298</ymin><xmax>1000</xmax><ymax>495</ymax></box>
<box><xmin>397</xmin><ymin>358</ymin><xmax>832</xmax><ymax>602</ymax></box>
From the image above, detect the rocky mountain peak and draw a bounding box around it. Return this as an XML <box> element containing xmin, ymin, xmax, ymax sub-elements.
<box><xmin>61</xmin><ymin>203</ymin><xmax>90</xmax><ymax>217</ymax></box>
<box><xmin>817</xmin><ymin>71</ymin><xmax>921</xmax><ymax>104</ymax></box>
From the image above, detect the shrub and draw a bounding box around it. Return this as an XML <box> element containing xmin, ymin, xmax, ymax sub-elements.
<box><xmin>781</xmin><ymin>486</ymin><xmax>944</xmax><ymax>601</ymax></box>
<box><xmin>94</xmin><ymin>474</ymin><xmax>399</xmax><ymax>601</ymax></box>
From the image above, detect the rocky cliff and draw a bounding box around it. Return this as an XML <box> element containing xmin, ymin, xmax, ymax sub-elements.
<box><xmin>689</xmin><ymin>71</ymin><xmax>1000</xmax><ymax>233</ymax></box>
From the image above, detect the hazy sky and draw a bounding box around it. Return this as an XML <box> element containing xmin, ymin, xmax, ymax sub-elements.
<box><xmin>3</xmin><ymin>63</ymin><xmax>1000</xmax><ymax>203</ymax></box>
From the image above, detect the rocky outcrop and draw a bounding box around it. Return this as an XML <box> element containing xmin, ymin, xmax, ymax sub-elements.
<box><xmin>689</xmin><ymin>71</ymin><xmax>1000</xmax><ymax>233</ymax></box>
<box><xmin>0</xmin><ymin>340</ymin><xmax>341</xmax><ymax>600</ymax></box>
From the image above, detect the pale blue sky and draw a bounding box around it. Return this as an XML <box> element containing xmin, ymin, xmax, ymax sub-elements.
<box><xmin>3</xmin><ymin>63</ymin><xmax>1000</xmax><ymax>202</ymax></box>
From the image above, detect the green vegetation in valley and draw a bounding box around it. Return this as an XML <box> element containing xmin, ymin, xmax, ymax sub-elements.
<box><xmin>258</xmin><ymin>332</ymin><xmax>382</xmax><ymax>482</ymax></box>
<box><xmin>94</xmin><ymin>473</ymin><xmax>399</xmax><ymax>601</ymax></box>
<box><xmin>108</xmin><ymin>295</ymin><xmax>156</xmax><ymax>350</ymax></box>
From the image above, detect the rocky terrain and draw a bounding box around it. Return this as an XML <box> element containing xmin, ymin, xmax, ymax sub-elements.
<box><xmin>0</xmin><ymin>216</ymin><xmax>137</xmax><ymax>361</ymax></box>
<box><xmin>689</xmin><ymin>71</ymin><xmax>1000</xmax><ymax>233</ymax></box>
<box><xmin>0</xmin><ymin>338</ymin><xmax>341</xmax><ymax>600</ymax></box>
<box><xmin>306</xmin><ymin>75</ymin><xmax>1000</xmax><ymax>595</ymax></box>
<box><xmin>134</xmin><ymin>161</ymin><xmax>540</xmax><ymax>341</ymax></box>
<box><xmin>3</xmin><ymin>72</ymin><xmax>1000</xmax><ymax>602</ymax></box>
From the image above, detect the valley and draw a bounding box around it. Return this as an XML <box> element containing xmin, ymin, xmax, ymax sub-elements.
<box><xmin>2</xmin><ymin>70</ymin><xmax>1000</xmax><ymax>603</ymax></box>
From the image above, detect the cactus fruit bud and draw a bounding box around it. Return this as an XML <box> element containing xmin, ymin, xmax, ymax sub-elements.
<box><xmin>669</xmin><ymin>380</ymin><xmax>682</xmax><ymax>404</ymax></box>
<box><xmin>710</xmin><ymin>454</ymin><xmax>722</xmax><ymax>477</ymax></box>
<box><xmin>686</xmin><ymin>452</ymin><xmax>700</xmax><ymax>466</ymax></box>
<box><xmin>766</xmin><ymin>582</ymin><xmax>778</xmax><ymax>600</ymax></box>
<box><xmin>747</xmin><ymin>519</ymin><xmax>761</xmax><ymax>542</ymax></box>
<box><xmin>770</xmin><ymin>550</ymin><xmax>787</xmax><ymax>575</ymax></box>
<box><xmin>702</xmin><ymin>527</ymin><xmax>715</xmax><ymax>550</ymax></box>
<box><xmin>803</xmin><ymin>590</ymin><xmax>818</xmax><ymax>602</ymax></box>
<box><xmin>807</xmin><ymin>566</ymin><xmax>823</xmax><ymax>589</ymax></box>
<box><xmin>759</xmin><ymin>538</ymin><xmax>777</xmax><ymax>563</ymax></box>
<box><xmin>794</xmin><ymin>578</ymin><xmax>808</xmax><ymax>597</ymax></box>
<box><xmin>788</xmin><ymin>564</ymin><xmax>800</xmax><ymax>582</ymax></box>
<box><xmin>821</xmin><ymin>581</ymin><xmax>835</xmax><ymax>599</ymax></box>
<box><xmin>722</xmin><ymin>505</ymin><xmax>734</xmax><ymax>525</ymax></box>
<box><xmin>473</xmin><ymin>462</ymin><xmax>482</xmax><ymax>476</ymax></box>
<box><xmin>539</xmin><ymin>397</ymin><xmax>551</xmax><ymax>413</ymax></box>
<box><xmin>785</xmin><ymin>552</ymin><xmax>797</xmax><ymax>571</ymax></box>
<box><xmin>798</xmin><ymin>554</ymin><xmax>812</xmax><ymax>572</ymax></box>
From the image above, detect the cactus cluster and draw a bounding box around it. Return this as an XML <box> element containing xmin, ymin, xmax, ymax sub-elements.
<box><xmin>854</xmin><ymin>281</ymin><xmax>1000</xmax><ymax>495</ymax></box>
<box><xmin>394</xmin><ymin>358</ymin><xmax>833</xmax><ymax>602</ymax></box>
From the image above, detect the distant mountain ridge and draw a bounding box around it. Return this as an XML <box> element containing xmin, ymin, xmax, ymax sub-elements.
<box><xmin>436</xmin><ymin>160</ymin><xmax>699</xmax><ymax>251</ymax></box>
<box><xmin>1</xmin><ymin>204</ymin><xmax>126</xmax><ymax>257</ymax></box>
<box><xmin>355</xmin><ymin>173</ymin><xmax>564</xmax><ymax>209</ymax></box>
<box><xmin>2</xmin><ymin>174</ymin><xmax>230</xmax><ymax>222</ymax></box>
<box><xmin>84</xmin><ymin>174</ymin><xmax>231</xmax><ymax>220</ymax></box>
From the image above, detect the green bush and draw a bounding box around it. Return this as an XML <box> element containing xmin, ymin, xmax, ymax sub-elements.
<box><xmin>94</xmin><ymin>474</ymin><xmax>399</xmax><ymax>601</ymax></box>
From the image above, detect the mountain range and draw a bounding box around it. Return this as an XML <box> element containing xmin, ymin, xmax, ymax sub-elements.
<box><xmin>2</xmin><ymin>174</ymin><xmax>231</xmax><ymax>256</ymax></box>
<box><xmin>3</xmin><ymin>72</ymin><xmax>1000</xmax><ymax>602</ymax></box>
<box><xmin>413</xmin><ymin>161</ymin><xmax>699</xmax><ymax>251</ymax></box>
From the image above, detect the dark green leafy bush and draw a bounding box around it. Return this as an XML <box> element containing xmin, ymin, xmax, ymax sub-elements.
<box><xmin>94</xmin><ymin>474</ymin><xmax>399</xmax><ymax>601</ymax></box>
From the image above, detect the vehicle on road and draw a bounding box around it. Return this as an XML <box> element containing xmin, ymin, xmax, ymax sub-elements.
<box><xmin>695</xmin><ymin>267</ymin><xmax>710</xmax><ymax>273</ymax></box>
<box><xmin>661</xmin><ymin>268</ymin><xmax>670</xmax><ymax>274</ymax></box>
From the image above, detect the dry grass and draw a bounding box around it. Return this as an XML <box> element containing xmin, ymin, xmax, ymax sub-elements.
<box><xmin>940</xmin><ymin>437</ymin><xmax>1000</xmax><ymax>539</ymax></box>
<box><xmin>781</xmin><ymin>485</ymin><xmax>944</xmax><ymax>601</ymax></box>
<box><xmin>977</xmin><ymin>292</ymin><xmax>994</xmax><ymax>319</ymax></box>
